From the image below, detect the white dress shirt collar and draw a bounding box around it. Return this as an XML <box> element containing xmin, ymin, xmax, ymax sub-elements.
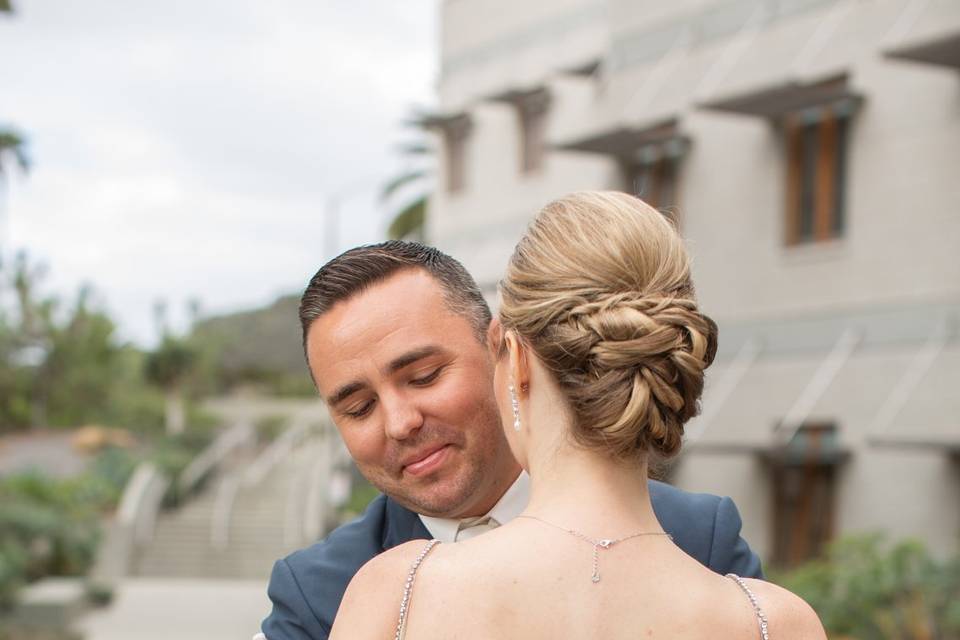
<box><xmin>419</xmin><ymin>470</ymin><xmax>530</xmax><ymax>543</ymax></box>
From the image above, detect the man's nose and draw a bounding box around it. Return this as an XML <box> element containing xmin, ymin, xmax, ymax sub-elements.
<box><xmin>382</xmin><ymin>392</ymin><xmax>424</xmax><ymax>441</ymax></box>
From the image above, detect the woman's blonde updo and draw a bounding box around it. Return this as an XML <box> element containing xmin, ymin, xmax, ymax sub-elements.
<box><xmin>498</xmin><ymin>191</ymin><xmax>718</xmax><ymax>459</ymax></box>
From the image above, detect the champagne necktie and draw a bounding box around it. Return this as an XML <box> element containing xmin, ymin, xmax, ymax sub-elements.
<box><xmin>454</xmin><ymin>515</ymin><xmax>500</xmax><ymax>542</ymax></box>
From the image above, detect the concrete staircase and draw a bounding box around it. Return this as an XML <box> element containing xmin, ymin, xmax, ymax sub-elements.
<box><xmin>133</xmin><ymin>427</ymin><xmax>346</xmax><ymax>581</ymax></box>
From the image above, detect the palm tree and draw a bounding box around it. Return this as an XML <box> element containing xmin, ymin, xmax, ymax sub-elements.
<box><xmin>382</xmin><ymin>112</ymin><xmax>435</xmax><ymax>241</ymax></box>
<box><xmin>0</xmin><ymin>131</ymin><xmax>29</xmax><ymax>182</ymax></box>
<box><xmin>0</xmin><ymin>4</ymin><xmax>29</xmax><ymax>187</ymax></box>
<box><xmin>0</xmin><ymin>131</ymin><xmax>30</xmax><ymax>250</ymax></box>
<box><xmin>145</xmin><ymin>336</ymin><xmax>196</xmax><ymax>435</ymax></box>
<box><xmin>145</xmin><ymin>301</ymin><xmax>199</xmax><ymax>435</ymax></box>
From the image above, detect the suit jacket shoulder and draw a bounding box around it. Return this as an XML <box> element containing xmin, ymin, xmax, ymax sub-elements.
<box><xmin>262</xmin><ymin>482</ymin><xmax>761</xmax><ymax>639</ymax></box>
<box><xmin>261</xmin><ymin>494</ymin><xmax>429</xmax><ymax>640</ymax></box>
<box><xmin>648</xmin><ymin>479</ymin><xmax>763</xmax><ymax>578</ymax></box>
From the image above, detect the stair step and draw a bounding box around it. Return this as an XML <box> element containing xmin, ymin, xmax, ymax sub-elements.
<box><xmin>132</xmin><ymin>431</ymin><xmax>344</xmax><ymax>580</ymax></box>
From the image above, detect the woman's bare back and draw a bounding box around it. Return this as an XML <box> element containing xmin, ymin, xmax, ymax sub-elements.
<box><xmin>348</xmin><ymin>525</ymin><xmax>825</xmax><ymax>640</ymax></box>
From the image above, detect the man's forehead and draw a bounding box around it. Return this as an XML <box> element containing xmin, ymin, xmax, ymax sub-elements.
<box><xmin>320</xmin><ymin>272</ymin><xmax>456</xmax><ymax>338</ymax></box>
<box><xmin>341</xmin><ymin>269</ymin><xmax>448</xmax><ymax>316</ymax></box>
<box><xmin>307</xmin><ymin>270</ymin><xmax>474</xmax><ymax>379</ymax></box>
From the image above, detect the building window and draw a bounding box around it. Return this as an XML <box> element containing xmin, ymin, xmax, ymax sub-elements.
<box><xmin>428</xmin><ymin>114</ymin><xmax>472</xmax><ymax>195</ymax></box>
<box><xmin>696</xmin><ymin>73</ymin><xmax>860</xmax><ymax>245</ymax></box>
<box><xmin>623</xmin><ymin>136</ymin><xmax>687</xmax><ymax>224</ymax></box>
<box><xmin>555</xmin><ymin>118</ymin><xmax>689</xmax><ymax>223</ymax></box>
<box><xmin>626</xmin><ymin>155</ymin><xmax>680</xmax><ymax>218</ymax></box>
<box><xmin>784</xmin><ymin>109</ymin><xmax>850</xmax><ymax>245</ymax></box>
<box><xmin>519</xmin><ymin>105</ymin><xmax>548</xmax><ymax>174</ymax></box>
<box><xmin>418</xmin><ymin>111</ymin><xmax>473</xmax><ymax>195</ymax></box>
<box><xmin>767</xmin><ymin>423</ymin><xmax>846</xmax><ymax>568</ymax></box>
<box><xmin>493</xmin><ymin>87</ymin><xmax>551</xmax><ymax>176</ymax></box>
<box><xmin>445</xmin><ymin>130</ymin><xmax>468</xmax><ymax>194</ymax></box>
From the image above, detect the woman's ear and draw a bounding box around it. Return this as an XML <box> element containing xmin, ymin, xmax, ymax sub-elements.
<box><xmin>504</xmin><ymin>331</ymin><xmax>530</xmax><ymax>393</ymax></box>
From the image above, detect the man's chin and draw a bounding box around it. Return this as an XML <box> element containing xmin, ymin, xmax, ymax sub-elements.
<box><xmin>388</xmin><ymin>491</ymin><xmax>469</xmax><ymax>518</ymax></box>
<box><xmin>383</xmin><ymin>478</ymin><xmax>482</xmax><ymax>519</ymax></box>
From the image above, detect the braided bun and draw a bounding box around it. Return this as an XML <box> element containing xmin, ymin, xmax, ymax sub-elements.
<box><xmin>499</xmin><ymin>192</ymin><xmax>717</xmax><ymax>459</ymax></box>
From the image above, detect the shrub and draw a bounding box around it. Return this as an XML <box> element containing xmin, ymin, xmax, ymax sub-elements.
<box><xmin>0</xmin><ymin>499</ymin><xmax>99</xmax><ymax>611</ymax></box>
<box><xmin>84</xmin><ymin>579</ymin><xmax>113</xmax><ymax>607</ymax></box>
<box><xmin>774</xmin><ymin>534</ymin><xmax>960</xmax><ymax>639</ymax></box>
<box><xmin>0</xmin><ymin>454</ymin><xmax>135</xmax><ymax>611</ymax></box>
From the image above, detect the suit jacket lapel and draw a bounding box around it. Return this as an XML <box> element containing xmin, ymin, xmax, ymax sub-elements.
<box><xmin>382</xmin><ymin>496</ymin><xmax>432</xmax><ymax>550</ymax></box>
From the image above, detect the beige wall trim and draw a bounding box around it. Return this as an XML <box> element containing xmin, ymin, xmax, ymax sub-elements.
<box><xmin>686</xmin><ymin>337</ymin><xmax>762</xmax><ymax>444</ymax></box>
<box><xmin>776</xmin><ymin>326</ymin><xmax>861</xmax><ymax>445</ymax></box>
<box><xmin>867</xmin><ymin>316</ymin><xmax>953</xmax><ymax>442</ymax></box>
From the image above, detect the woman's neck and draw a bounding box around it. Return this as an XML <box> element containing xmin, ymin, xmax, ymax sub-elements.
<box><xmin>516</xmin><ymin>359</ymin><xmax>664</xmax><ymax>536</ymax></box>
<box><xmin>523</xmin><ymin>441</ymin><xmax>664</xmax><ymax>536</ymax></box>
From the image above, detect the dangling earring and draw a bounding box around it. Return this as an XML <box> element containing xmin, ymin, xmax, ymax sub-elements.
<box><xmin>508</xmin><ymin>382</ymin><xmax>521</xmax><ymax>431</ymax></box>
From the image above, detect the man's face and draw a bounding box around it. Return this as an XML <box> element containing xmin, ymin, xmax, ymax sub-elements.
<box><xmin>306</xmin><ymin>269</ymin><xmax>520</xmax><ymax>519</ymax></box>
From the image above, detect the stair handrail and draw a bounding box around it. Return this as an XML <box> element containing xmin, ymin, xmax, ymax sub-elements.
<box><xmin>92</xmin><ymin>461</ymin><xmax>170</xmax><ymax>581</ymax></box>
<box><xmin>178</xmin><ymin>420</ymin><xmax>256</xmax><ymax>496</ymax></box>
<box><xmin>302</xmin><ymin>432</ymin><xmax>352</xmax><ymax>543</ymax></box>
<box><xmin>210</xmin><ymin>472</ymin><xmax>242</xmax><ymax>550</ymax></box>
<box><xmin>243</xmin><ymin>417</ymin><xmax>316</xmax><ymax>488</ymax></box>
<box><xmin>118</xmin><ymin>461</ymin><xmax>170</xmax><ymax>544</ymax></box>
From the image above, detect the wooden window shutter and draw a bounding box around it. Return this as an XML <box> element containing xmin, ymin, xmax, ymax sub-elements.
<box><xmin>784</xmin><ymin>115</ymin><xmax>803</xmax><ymax>245</ymax></box>
<box><xmin>815</xmin><ymin>110</ymin><xmax>838</xmax><ymax>241</ymax></box>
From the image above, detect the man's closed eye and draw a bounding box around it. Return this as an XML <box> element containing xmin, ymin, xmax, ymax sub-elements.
<box><xmin>410</xmin><ymin>367</ymin><xmax>444</xmax><ymax>386</ymax></box>
<box><xmin>344</xmin><ymin>400</ymin><xmax>374</xmax><ymax>419</ymax></box>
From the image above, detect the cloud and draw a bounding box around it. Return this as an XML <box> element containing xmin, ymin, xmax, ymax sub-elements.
<box><xmin>0</xmin><ymin>0</ymin><xmax>437</xmax><ymax>344</ymax></box>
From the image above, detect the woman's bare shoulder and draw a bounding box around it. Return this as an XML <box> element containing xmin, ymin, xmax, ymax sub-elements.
<box><xmin>328</xmin><ymin>539</ymin><xmax>436</xmax><ymax>640</ymax></box>
<box><xmin>740</xmin><ymin>578</ymin><xmax>827</xmax><ymax>640</ymax></box>
<box><xmin>362</xmin><ymin>539</ymin><xmax>438</xmax><ymax>580</ymax></box>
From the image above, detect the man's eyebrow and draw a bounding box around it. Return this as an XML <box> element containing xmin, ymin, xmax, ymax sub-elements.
<box><xmin>387</xmin><ymin>346</ymin><xmax>444</xmax><ymax>374</ymax></box>
<box><xmin>327</xmin><ymin>381</ymin><xmax>365</xmax><ymax>407</ymax></box>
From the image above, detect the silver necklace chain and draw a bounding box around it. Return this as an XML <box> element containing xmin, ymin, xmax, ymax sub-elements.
<box><xmin>516</xmin><ymin>514</ymin><xmax>673</xmax><ymax>584</ymax></box>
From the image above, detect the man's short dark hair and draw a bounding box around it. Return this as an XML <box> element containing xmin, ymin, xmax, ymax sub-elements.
<box><xmin>299</xmin><ymin>241</ymin><xmax>492</xmax><ymax>361</ymax></box>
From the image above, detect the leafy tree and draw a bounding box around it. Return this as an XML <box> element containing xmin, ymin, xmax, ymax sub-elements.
<box><xmin>0</xmin><ymin>253</ymin><xmax>55</xmax><ymax>429</ymax></box>
<box><xmin>0</xmin><ymin>252</ymin><xmax>163</xmax><ymax>432</ymax></box>
<box><xmin>39</xmin><ymin>288</ymin><xmax>124</xmax><ymax>427</ymax></box>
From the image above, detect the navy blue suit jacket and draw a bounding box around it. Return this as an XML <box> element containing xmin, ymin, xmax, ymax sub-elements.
<box><xmin>261</xmin><ymin>480</ymin><xmax>762</xmax><ymax>639</ymax></box>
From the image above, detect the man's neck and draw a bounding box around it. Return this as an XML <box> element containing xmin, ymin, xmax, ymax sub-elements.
<box><xmin>419</xmin><ymin>468</ymin><xmax>529</xmax><ymax>542</ymax></box>
<box><xmin>459</xmin><ymin>463</ymin><xmax>523</xmax><ymax>519</ymax></box>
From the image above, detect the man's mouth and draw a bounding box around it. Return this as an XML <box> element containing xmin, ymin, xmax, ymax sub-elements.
<box><xmin>402</xmin><ymin>444</ymin><xmax>451</xmax><ymax>477</ymax></box>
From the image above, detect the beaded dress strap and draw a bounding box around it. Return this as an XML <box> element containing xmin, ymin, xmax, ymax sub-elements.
<box><xmin>394</xmin><ymin>539</ymin><xmax>441</xmax><ymax>640</ymax></box>
<box><xmin>725</xmin><ymin>574</ymin><xmax>770</xmax><ymax>640</ymax></box>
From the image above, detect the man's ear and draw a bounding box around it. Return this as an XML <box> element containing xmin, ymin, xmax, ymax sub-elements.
<box><xmin>487</xmin><ymin>317</ymin><xmax>503</xmax><ymax>357</ymax></box>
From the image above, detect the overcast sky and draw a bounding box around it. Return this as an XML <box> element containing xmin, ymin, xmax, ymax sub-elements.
<box><xmin>0</xmin><ymin>0</ymin><xmax>437</xmax><ymax>345</ymax></box>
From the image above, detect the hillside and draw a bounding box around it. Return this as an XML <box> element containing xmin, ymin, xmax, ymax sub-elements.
<box><xmin>193</xmin><ymin>294</ymin><xmax>307</xmax><ymax>378</ymax></box>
